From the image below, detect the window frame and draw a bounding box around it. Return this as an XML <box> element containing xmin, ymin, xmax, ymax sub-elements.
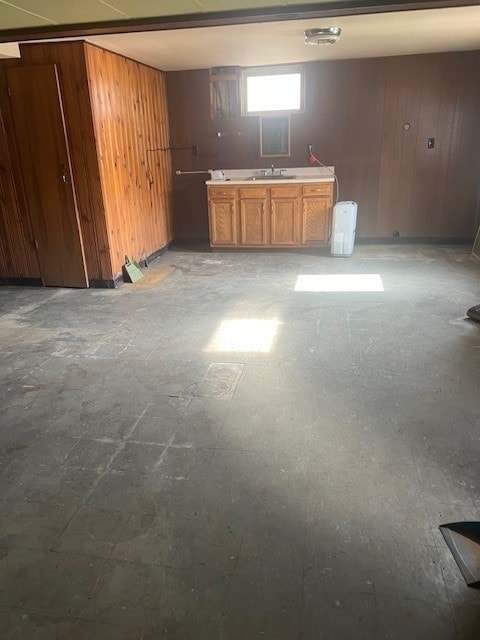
<box><xmin>259</xmin><ymin>116</ymin><xmax>291</xmax><ymax>158</ymax></box>
<box><xmin>240</xmin><ymin>64</ymin><xmax>305</xmax><ymax>116</ymax></box>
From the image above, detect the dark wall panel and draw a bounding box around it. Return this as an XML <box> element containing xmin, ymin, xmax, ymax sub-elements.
<box><xmin>166</xmin><ymin>51</ymin><xmax>480</xmax><ymax>240</ymax></box>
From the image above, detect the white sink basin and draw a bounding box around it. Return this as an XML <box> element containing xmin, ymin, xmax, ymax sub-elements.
<box><xmin>244</xmin><ymin>175</ymin><xmax>297</xmax><ymax>181</ymax></box>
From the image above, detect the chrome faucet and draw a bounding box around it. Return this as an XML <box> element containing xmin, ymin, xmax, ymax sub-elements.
<box><xmin>259</xmin><ymin>164</ymin><xmax>284</xmax><ymax>177</ymax></box>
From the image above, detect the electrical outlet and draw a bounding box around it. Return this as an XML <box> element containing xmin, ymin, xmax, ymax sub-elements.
<box><xmin>192</xmin><ymin>145</ymin><xmax>199</xmax><ymax>156</ymax></box>
<box><xmin>307</xmin><ymin>143</ymin><xmax>313</xmax><ymax>155</ymax></box>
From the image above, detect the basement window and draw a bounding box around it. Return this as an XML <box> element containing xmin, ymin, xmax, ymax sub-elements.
<box><xmin>241</xmin><ymin>65</ymin><xmax>304</xmax><ymax>115</ymax></box>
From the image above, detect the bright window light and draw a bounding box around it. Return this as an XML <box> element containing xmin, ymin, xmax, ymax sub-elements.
<box><xmin>208</xmin><ymin>319</ymin><xmax>279</xmax><ymax>353</ymax></box>
<box><xmin>246</xmin><ymin>74</ymin><xmax>301</xmax><ymax>112</ymax></box>
<box><xmin>294</xmin><ymin>274</ymin><xmax>385</xmax><ymax>292</ymax></box>
<box><xmin>242</xmin><ymin>65</ymin><xmax>304</xmax><ymax>114</ymax></box>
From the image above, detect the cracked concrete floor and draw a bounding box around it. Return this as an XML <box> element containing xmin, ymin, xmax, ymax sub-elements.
<box><xmin>0</xmin><ymin>244</ymin><xmax>479</xmax><ymax>639</ymax></box>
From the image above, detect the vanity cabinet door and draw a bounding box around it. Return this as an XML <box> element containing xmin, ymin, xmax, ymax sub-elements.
<box><xmin>270</xmin><ymin>198</ymin><xmax>298</xmax><ymax>245</ymax></box>
<box><xmin>240</xmin><ymin>198</ymin><xmax>268</xmax><ymax>245</ymax></box>
<box><xmin>209</xmin><ymin>199</ymin><xmax>238</xmax><ymax>245</ymax></box>
<box><xmin>301</xmin><ymin>196</ymin><xmax>330</xmax><ymax>245</ymax></box>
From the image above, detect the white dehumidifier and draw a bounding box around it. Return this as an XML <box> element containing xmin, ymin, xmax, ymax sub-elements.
<box><xmin>331</xmin><ymin>201</ymin><xmax>358</xmax><ymax>257</ymax></box>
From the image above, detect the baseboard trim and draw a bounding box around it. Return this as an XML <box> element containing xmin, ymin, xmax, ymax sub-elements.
<box><xmin>172</xmin><ymin>237</ymin><xmax>210</xmax><ymax>245</ymax></box>
<box><xmin>172</xmin><ymin>237</ymin><xmax>475</xmax><ymax>248</ymax></box>
<box><xmin>0</xmin><ymin>277</ymin><xmax>43</xmax><ymax>286</ymax></box>
<box><xmin>140</xmin><ymin>242</ymin><xmax>172</xmax><ymax>267</ymax></box>
<box><xmin>356</xmin><ymin>237</ymin><xmax>474</xmax><ymax>245</ymax></box>
<box><xmin>89</xmin><ymin>276</ymin><xmax>121</xmax><ymax>289</ymax></box>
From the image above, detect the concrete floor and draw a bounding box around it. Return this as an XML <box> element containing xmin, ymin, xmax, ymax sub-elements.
<box><xmin>0</xmin><ymin>244</ymin><xmax>479</xmax><ymax>639</ymax></box>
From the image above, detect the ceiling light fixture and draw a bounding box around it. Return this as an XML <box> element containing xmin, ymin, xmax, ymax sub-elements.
<box><xmin>305</xmin><ymin>27</ymin><xmax>342</xmax><ymax>45</ymax></box>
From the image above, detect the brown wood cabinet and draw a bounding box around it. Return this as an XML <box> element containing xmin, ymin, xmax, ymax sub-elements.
<box><xmin>209</xmin><ymin>198</ymin><xmax>238</xmax><ymax>245</ymax></box>
<box><xmin>302</xmin><ymin>199</ymin><xmax>330</xmax><ymax>245</ymax></box>
<box><xmin>238</xmin><ymin>186</ymin><xmax>268</xmax><ymax>246</ymax></box>
<box><xmin>271</xmin><ymin>198</ymin><xmax>298</xmax><ymax>246</ymax></box>
<box><xmin>207</xmin><ymin>182</ymin><xmax>333</xmax><ymax>248</ymax></box>
<box><xmin>301</xmin><ymin>184</ymin><xmax>332</xmax><ymax>245</ymax></box>
<box><xmin>240</xmin><ymin>199</ymin><xmax>267</xmax><ymax>245</ymax></box>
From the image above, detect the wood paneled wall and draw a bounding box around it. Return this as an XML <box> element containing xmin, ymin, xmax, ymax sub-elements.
<box><xmin>85</xmin><ymin>44</ymin><xmax>173</xmax><ymax>278</ymax></box>
<box><xmin>166</xmin><ymin>51</ymin><xmax>480</xmax><ymax>240</ymax></box>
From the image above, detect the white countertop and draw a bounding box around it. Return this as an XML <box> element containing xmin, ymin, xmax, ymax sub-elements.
<box><xmin>205</xmin><ymin>166</ymin><xmax>335</xmax><ymax>185</ymax></box>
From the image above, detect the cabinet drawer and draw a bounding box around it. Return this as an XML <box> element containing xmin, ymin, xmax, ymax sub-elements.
<box><xmin>239</xmin><ymin>187</ymin><xmax>267</xmax><ymax>199</ymax></box>
<box><xmin>302</xmin><ymin>183</ymin><xmax>333</xmax><ymax>197</ymax></box>
<box><xmin>208</xmin><ymin>186</ymin><xmax>236</xmax><ymax>198</ymax></box>
<box><xmin>270</xmin><ymin>186</ymin><xmax>300</xmax><ymax>199</ymax></box>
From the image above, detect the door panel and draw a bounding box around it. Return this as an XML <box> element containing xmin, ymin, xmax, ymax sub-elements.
<box><xmin>271</xmin><ymin>198</ymin><xmax>297</xmax><ymax>245</ymax></box>
<box><xmin>240</xmin><ymin>198</ymin><xmax>267</xmax><ymax>245</ymax></box>
<box><xmin>210</xmin><ymin>199</ymin><xmax>237</xmax><ymax>245</ymax></box>
<box><xmin>302</xmin><ymin>197</ymin><xmax>329</xmax><ymax>244</ymax></box>
<box><xmin>7</xmin><ymin>64</ymin><xmax>87</xmax><ymax>287</ymax></box>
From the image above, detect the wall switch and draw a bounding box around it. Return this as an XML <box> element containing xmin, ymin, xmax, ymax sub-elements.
<box><xmin>428</xmin><ymin>138</ymin><xmax>435</xmax><ymax>149</ymax></box>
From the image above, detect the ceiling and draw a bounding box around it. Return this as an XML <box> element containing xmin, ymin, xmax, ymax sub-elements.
<box><xmin>0</xmin><ymin>2</ymin><xmax>479</xmax><ymax>70</ymax></box>
<box><xmin>85</xmin><ymin>6</ymin><xmax>480</xmax><ymax>70</ymax></box>
<box><xmin>0</xmin><ymin>1</ymin><xmax>366</xmax><ymax>29</ymax></box>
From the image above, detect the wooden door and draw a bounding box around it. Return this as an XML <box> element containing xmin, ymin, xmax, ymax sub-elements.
<box><xmin>240</xmin><ymin>198</ymin><xmax>267</xmax><ymax>245</ymax></box>
<box><xmin>7</xmin><ymin>64</ymin><xmax>87</xmax><ymax>287</ymax></box>
<box><xmin>270</xmin><ymin>198</ymin><xmax>298</xmax><ymax>245</ymax></box>
<box><xmin>302</xmin><ymin>197</ymin><xmax>330</xmax><ymax>245</ymax></box>
<box><xmin>209</xmin><ymin>199</ymin><xmax>237</xmax><ymax>245</ymax></box>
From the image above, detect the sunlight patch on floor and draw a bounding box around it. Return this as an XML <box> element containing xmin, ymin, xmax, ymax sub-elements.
<box><xmin>207</xmin><ymin>319</ymin><xmax>279</xmax><ymax>353</ymax></box>
<box><xmin>294</xmin><ymin>274</ymin><xmax>384</xmax><ymax>292</ymax></box>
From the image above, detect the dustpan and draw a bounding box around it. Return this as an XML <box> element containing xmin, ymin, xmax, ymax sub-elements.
<box><xmin>439</xmin><ymin>521</ymin><xmax>480</xmax><ymax>588</ymax></box>
<box><xmin>122</xmin><ymin>255</ymin><xmax>144</xmax><ymax>283</ymax></box>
